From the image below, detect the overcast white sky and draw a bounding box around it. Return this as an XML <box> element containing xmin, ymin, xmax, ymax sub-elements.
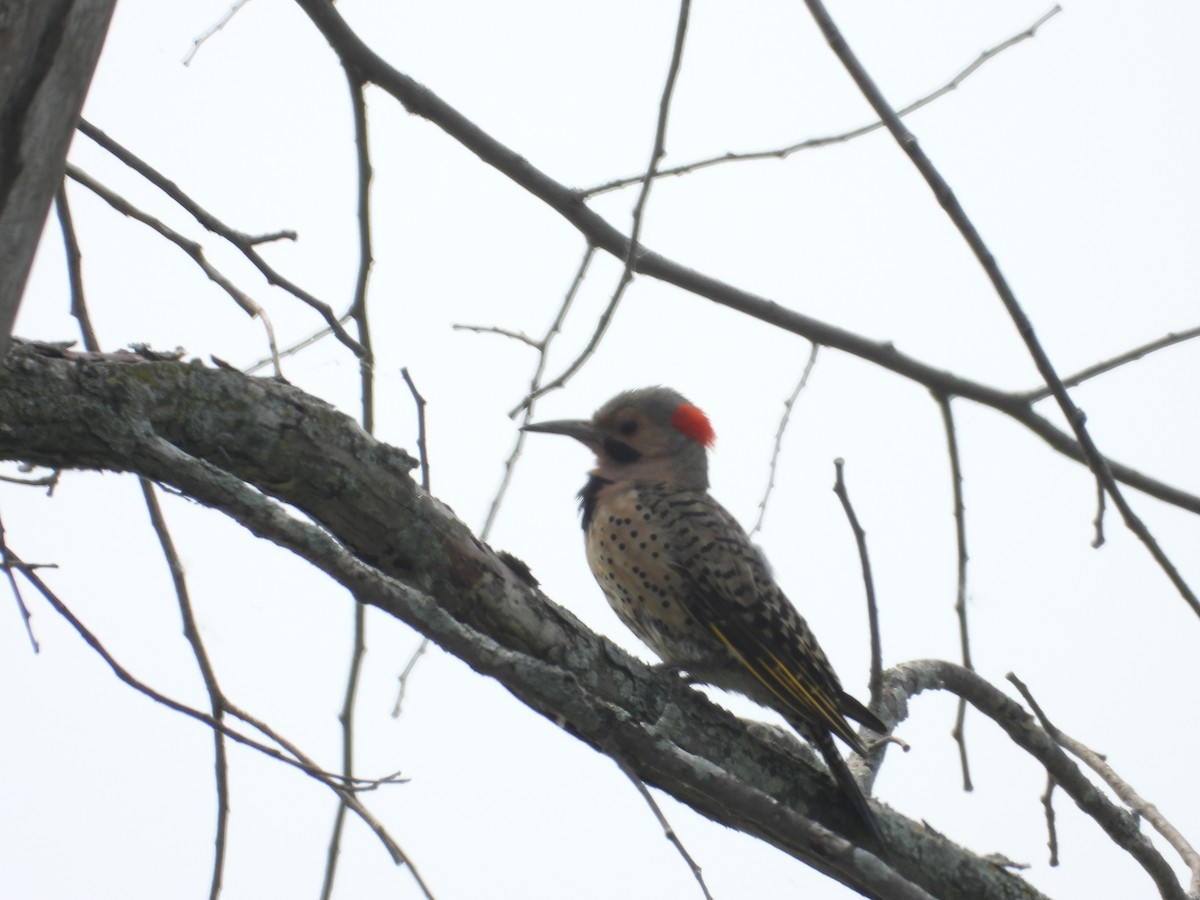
<box><xmin>4</xmin><ymin>1</ymin><xmax>1199</xmax><ymax>898</ymax></box>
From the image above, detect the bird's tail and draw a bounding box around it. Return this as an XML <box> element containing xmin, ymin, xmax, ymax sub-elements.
<box><xmin>809</xmin><ymin>727</ymin><xmax>888</xmax><ymax>856</ymax></box>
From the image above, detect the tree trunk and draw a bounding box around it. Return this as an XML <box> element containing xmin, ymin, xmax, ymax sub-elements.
<box><xmin>0</xmin><ymin>0</ymin><xmax>116</xmax><ymax>354</ymax></box>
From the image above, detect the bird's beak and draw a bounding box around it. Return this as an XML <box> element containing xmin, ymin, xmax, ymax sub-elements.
<box><xmin>521</xmin><ymin>418</ymin><xmax>604</xmax><ymax>448</ymax></box>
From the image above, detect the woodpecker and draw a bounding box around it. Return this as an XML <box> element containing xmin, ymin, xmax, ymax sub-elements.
<box><xmin>524</xmin><ymin>386</ymin><xmax>887</xmax><ymax>848</ymax></box>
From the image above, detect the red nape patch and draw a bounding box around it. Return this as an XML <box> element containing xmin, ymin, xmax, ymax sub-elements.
<box><xmin>670</xmin><ymin>402</ymin><xmax>715</xmax><ymax>447</ymax></box>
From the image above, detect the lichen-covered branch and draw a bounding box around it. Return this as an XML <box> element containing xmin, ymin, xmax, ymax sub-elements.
<box><xmin>1</xmin><ymin>344</ymin><xmax>1060</xmax><ymax>900</ymax></box>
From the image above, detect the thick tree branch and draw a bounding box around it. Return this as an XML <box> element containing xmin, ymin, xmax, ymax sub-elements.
<box><xmin>887</xmin><ymin>661</ymin><xmax>1187</xmax><ymax>900</ymax></box>
<box><xmin>0</xmin><ymin>345</ymin><xmax>1054</xmax><ymax>900</ymax></box>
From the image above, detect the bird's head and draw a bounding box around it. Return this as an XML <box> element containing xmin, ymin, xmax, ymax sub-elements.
<box><xmin>523</xmin><ymin>386</ymin><xmax>714</xmax><ymax>489</ymax></box>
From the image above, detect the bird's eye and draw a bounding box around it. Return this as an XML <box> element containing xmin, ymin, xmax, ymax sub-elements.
<box><xmin>618</xmin><ymin>420</ymin><xmax>638</xmax><ymax>436</ymax></box>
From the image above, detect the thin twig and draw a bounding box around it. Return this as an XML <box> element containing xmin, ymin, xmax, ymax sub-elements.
<box><xmin>583</xmin><ymin>6</ymin><xmax>1063</xmax><ymax>198</ymax></box>
<box><xmin>751</xmin><ymin>344</ymin><xmax>819</xmax><ymax>536</ymax></box>
<box><xmin>400</xmin><ymin>368</ymin><xmax>430</xmax><ymax>492</ymax></box>
<box><xmin>322</xmin><ymin>601</ymin><xmax>367</xmax><ymax>900</ymax></box>
<box><xmin>500</xmin><ymin>245</ymin><xmax>592</xmax><ymax>420</ymax></box>
<box><xmin>1009</xmin><ymin>673</ymin><xmax>1200</xmax><ymax>897</ymax></box>
<box><xmin>183</xmin><ymin>0</ymin><xmax>254</xmax><ymax>65</ymax></box>
<box><xmin>76</xmin><ymin>120</ymin><xmax>365</xmax><ymax>359</ymax></box>
<box><xmin>0</xmin><ymin>471</ymin><xmax>59</xmax><ymax>490</ymax></box>
<box><xmin>391</xmin><ymin>365</ymin><xmax>432</xmax><ymax>722</ymax></box>
<box><xmin>800</xmin><ymin>0</ymin><xmax>1198</xmax><ymax>617</ymax></box>
<box><xmin>390</xmin><ymin>640</ymin><xmax>429</xmax><ymax>718</ymax></box>
<box><xmin>1091</xmin><ymin>478</ymin><xmax>1106</xmax><ymax>549</ymax></box>
<box><xmin>140</xmin><ymin>479</ymin><xmax>230</xmax><ymax>900</ymax></box>
<box><xmin>243</xmin><ymin>314</ymin><xmax>355</xmax><ymax>375</ymax></box>
<box><xmin>612</xmin><ymin>754</ymin><xmax>715</xmax><ymax>900</ymax></box>
<box><xmin>1041</xmin><ymin>773</ymin><xmax>1060</xmax><ymax>867</ymax></box>
<box><xmin>8</xmin><ymin>544</ymin><xmax>418</xmax><ymax>869</ymax></box>
<box><xmin>1021</xmin><ymin>324</ymin><xmax>1200</xmax><ymax>403</ymax></box>
<box><xmin>936</xmin><ymin>394</ymin><xmax>973</xmax><ymax>792</ymax></box>
<box><xmin>485</xmin><ymin>245</ymin><xmax>595</xmax><ymax>535</ymax></box>
<box><xmin>513</xmin><ymin>0</ymin><xmax>692</xmax><ymax>415</ymax></box>
<box><xmin>291</xmin><ymin>0</ymin><xmax>1200</xmax><ymax>522</ymax></box>
<box><xmin>0</xmin><ymin>514</ymin><xmax>39</xmax><ymax>652</ymax></box>
<box><xmin>65</xmin><ymin>164</ymin><xmax>284</xmax><ymax>378</ymax></box>
<box><xmin>832</xmin><ymin>459</ymin><xmax>883</xmax><ymax>701</ymax></box>
<box><xmin>451</xmin><ymin>323</ymin><xmax>542</xmax><ymax>350</ymax></box>
<box><xmin>346</xmin><ymin>78</ymin><xmax>376</xmax><ymax>434</ymax></box>
<box><xmin>55</xmin><ymin>183</ymin><xmax>99</xmax><ymax>352</ymax></box>
<box><xmin>323</xmin><ymin>71</ymin><xmax>379</xmax><ymax>900</ymax></box>
<box><xmin>60</xmin><ymin>207</ymin><xmax>232</xmax><ymax>900</ymax></box>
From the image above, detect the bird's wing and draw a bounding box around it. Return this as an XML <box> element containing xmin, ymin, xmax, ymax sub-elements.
<box><xmin>668</xmin><ymin>493</ymin><xmax>869</xmax><ymax>752</ymax></box>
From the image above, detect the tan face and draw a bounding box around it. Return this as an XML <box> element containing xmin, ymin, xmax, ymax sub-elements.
<box><xmin>592</xmin><ymin>404</ymin><xmax>680</xmax><ymax>466</ymax></box>
<box><xmin>522</xmin><ymin>387</ymin><xmax>712</xmax><ymax>489</ymax></box>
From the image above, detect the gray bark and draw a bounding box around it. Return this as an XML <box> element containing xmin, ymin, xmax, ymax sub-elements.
<box><xmin>0</xmin><ymin>0</ymin><xmax>116</xmax><ymax>356</ymax></box>
<box><xmin>0</xmin><ymin>343</ymin><xmax>1089</xmax><ymax>900</ymax></box>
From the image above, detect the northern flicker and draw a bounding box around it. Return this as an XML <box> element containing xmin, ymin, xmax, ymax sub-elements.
<box><xmin>524</xmin><ymin>386</ymin><xmax>887</xmax><ymax>848</ymax></box>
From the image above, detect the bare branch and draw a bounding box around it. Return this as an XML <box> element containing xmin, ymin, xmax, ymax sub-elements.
<box><xmin>287</xmin><ymin>0</ymin><xmax>1200</xmax><ymax>528</ymax></box>
<box><xmin>4</xmin><ymin>535</ymin><xmax>418</xmax><ymax>872</ymax></box>
<box><xmin>798</xmin><ymin>0</ymin><xmax>1197</xmax><ymax>616</ymax></box>
<box><xmin>1041</xmin><ymin>773</ymin><xmax>1060</xmax><ymax>867</ymax></box>
<box><xmin>140</xmin><ymin>479</ymin><xmax>230</xmax><ymax>900</ymax></box>
<box><xmin>832</xmin><ymin>459</ymin><xmax>884</xmax><ymax>703</ymax></box>
<box><xmin>390</xmin><ymin>639</ymin><xmax>429</xmax><ymax>719</ymax></box>
<box><xmin>391</xmin><ymin>365</ymin><xmax>432</xmax><ymax>724</ymax></box>
<box><xmin>612</xmin><ymin>755</ymin><xmax>716</xmax><ymax>900</ymax></box>
<box><xmin>935</xmin><ymin>394</ymin><xmax>974</xmax><ymax>792</ymax></box>
<box><xmin>76</xmin><ymin>120</ymin><xmax>366</xmax><ymax>359</ymax></box>
<box><xmin>1021</xmin><ymin>324</ymin><xmax>1200</xmax><ymax>403</ymax></box>
<box><xmin>345</xmin><ymin>76</ymin><xmax>376</xmax><ymax>430</ymax></box>
<box><xmin>583</xmin><ymin>6</ymin><xmax>1062</xmax><ymax>198</ymax></box>
<box><xmin>54</xmin><ymin>184</ymin><xmax>99</xmax><ymax>352</ymax></box>
<box><xmin>322</xmin><ymin>600</ymin><xmax>368</xmax><ymax>900</ymax></box>
<box><xmin>515</xmin><ymin>0</ymin><xmax>693</xmax><ymax>415</ymax></box>
<box><xmin>0</xmin><ymin>513</ymin><xmax>39</xmax><ymax>653</ymax></box>
<box><xmin>1009</xmin><ymin>674</ymin><xmax>1200</xmax><ymax>897</ymax></box>
<box><xmin>65</xmin><ymin>164</ymin><xmax>284</xmax><ymax>377</ymax></box>
<box><xmin>183</xmin><ymin>0</ymin><xmax>255</xmax><ymax>66</ymax></box>
<box><xmin>243</xmin><ymin>314</ymin><xmax>354</xmax><ymax>375</ymax></box>
<box><xmin>888</xmin><ymin>660</ymin><xmax>1187</xmax><ymax>900</ymax></box>
<box><xmin>401</xmin><ymin>367</ymin><xmax>430</xmax><ymax>492</ymax></box>
<box><xmin>751</xmin><ymin>344</ymin><xmax>819</xmax><ymax>536</ymax></box>
<box><xmin>0</xmin><ymin>469</ymin><xmax>59</xmax><ymax>490</ymax></box>
<box><xmin>452</xmin><ymin>323</ymin><xmax>542</xmax><ymax>349</ymax></box>
<box><xmin>1091</xmin><ymin>478</ymin><xmax>1107</xmax><ymax>549</ymax></box>
<box><xmin>485</xmin><ymin>245</ymin><xmax>595</xmax><ymax>537</ymax></box>
<box><xmin>323</xmin><ymin>71</ymin><xmax>380</xmax><ymax>900</ymax></box>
